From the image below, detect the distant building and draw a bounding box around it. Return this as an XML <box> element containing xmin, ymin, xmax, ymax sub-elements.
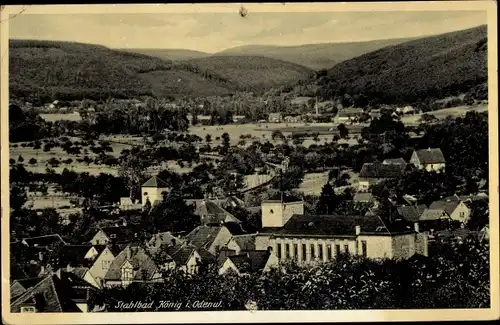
<box><xmin>410</xmin><ymin>148</ymin><xmax>446</xmax><ymax>172</ymax></box>
<box><xmin>193</xmin><ymin>200</ymin><xmax>242</xmax><ymax>226</ymax></box>
<box><xmin>90</xmin><ymin>226</ymin><xmax>135</xmax><ymax>246</ymax></box>
<box><xmin>22</xmin><ymin>234</ymin><xmax>67</xmax><ymax>249</ymax></box>
<box><xmin>233</xmin><ymin>115</ymin><xmax>246</xmax><ymax>123</ymax></box>
<box><xmin>369</xmin><ymin>109</ymin><xmax>382</xmax><ymax>119</ymax></box>
<box><xmin>382</xmin><ymin>158</ymin><xmax>407</xmax><ymax>166</ymax></box>
<box><xmin>268</xmin><ymin>113</ymin><xmax>282</xmax><ymax>123</ymax></box>
<box><xmin>394</xmin><ymin>204</ymin><xmax>427</xmax><ymax>223</ymax></box>
<box><xmin>421</xmin><ymin>199</ymin><xmax>471</xmax><ymax>224</ymax></box>
<box><xmin>283</xmin><ymin>115</ymin><xmax>302</xmax><ymax>123</ymax></box>
<box><xmin>334</xmin><ymin>108</ymin><xmax>364</xmax><ymax>123</ymax></box>
<box><xmin>141</xmin><ymin>176</ymin><xmax>169</xmax><ymax>207</ymax></box>
<box><xmin>358</xmin><ymin>162</ymin><xmax>406</xmax><ymax>192</ymax></box>
<box><xmin>255</xmin><ymin>203</ymin><xmax>428</xmax><ymax>263</ymax></box>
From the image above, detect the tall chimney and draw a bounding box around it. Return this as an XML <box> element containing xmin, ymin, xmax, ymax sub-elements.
<box><xmin>126</xmin><ymin>246</ymin><xmax>131</xmax><ymax>260</ymax></box>
<box><xmin>355</xmin><ymin>225</ymin><xmax>361</xmax><ymax>235</ymax></box>
<box><xmin>414</xmin><ymin>222</ymin><xmax>420</xmax><ymax>233</ymax></box>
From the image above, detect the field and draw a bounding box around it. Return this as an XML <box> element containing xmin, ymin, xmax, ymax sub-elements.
<box><xmin>401</xmin><ymin>104</ymin><xmax>488</xmax><ymax>124</ymax></box>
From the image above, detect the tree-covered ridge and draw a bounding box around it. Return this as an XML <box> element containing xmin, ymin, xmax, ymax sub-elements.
<box><xmin>10</xmin><ymin>40</ymin><xmax>314</xmax><ymax>101</ymax></box>
<box><xmin>181</xmin><ymin>55</ymin><xmax>314</xmax><ymax>91</ymax></box>
<box><xmin>312</xmin><ymin>25</ymin><xmax>488</xmax><ymax>107</ymax></box>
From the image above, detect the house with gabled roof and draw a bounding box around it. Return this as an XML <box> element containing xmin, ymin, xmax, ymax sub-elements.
<box><xmin>358</xmin><ymin>162</ymin><xmax>406</xmax><ymax>192</ymax></box>
<box><xmin>90</xmin><ymin>226</ymin><xmax>135</xmax><ymax>245</ymax></box>
<box><xmin>103</xmin><ymin>246</ymin><xmax>161</xmax><ymax>288</ymax></box>
<box><xmin>410</xmin><ymin>148</ymin><xmax>446</xmax><ymax>172</ymax></box>
<box><xmin>141</xmin><ymin>176</ymin><xmax>169</xmax><ymax>207</ymax></box>
<box><xmin>395</xmin><ymin>204</ymin><xmax>427</xmax><ymax>223</ymax></box>
<box><xmin>420</xmin><ymin>199</ymin><xmax>471</xmax><ymax>224</ymax></box>
<box><xmin>193</xmin><ymin>200</ymin><xmax>242</xmax><ymax>226</ymax></box>
<box><xmin>255</xmin><ymin>198</ymin><xmax>428</xmax><ymax>263</ymax></box>
<box><xmin>147</xmin><ymin>231</ymin><xmax>185</xmax><ymax>249</ymax></box>
<box><xmin>22</xmin><ymin>234</ymin><xmax>67</xmax><ymax>248</ymax></box>
<box><xmin>10</xmin><ymin>272</ymin><xmax>100</xmax><ymax>313</ymax></box>
<box><xmin>218</xmin><ymin>249</ymin><xmax>279</xmax><ymax>276</ymax></box>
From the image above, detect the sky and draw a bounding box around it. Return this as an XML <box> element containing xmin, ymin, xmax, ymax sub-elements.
<box><xmin>9</xmin><ymin>10</ymin><xmax>487</xmax><ymax>53</ymax></box>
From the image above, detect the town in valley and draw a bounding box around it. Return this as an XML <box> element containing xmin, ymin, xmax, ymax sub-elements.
<box><xmin>6</xmin><ymin>8</ymin><xmax>491</xmax><ymax>313</ymax></box>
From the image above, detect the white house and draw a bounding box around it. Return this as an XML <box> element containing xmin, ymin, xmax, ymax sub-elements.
<box><xmin>141</xmin><ymin>176</ymin><xmax>169</xmax><ymax>206</ymax></box>
<box><xmin>420</xmin><ymin>199</ymin><xmax>471</xmax><ymax>224</ymax></box>
<box><xmin>410</xmin><ymin>148</ymin><xmax>446</xmax><ymax>172</ymax></box>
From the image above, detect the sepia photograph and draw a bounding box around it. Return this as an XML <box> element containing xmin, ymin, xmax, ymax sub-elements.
<box><xmin>1</xmin><ymin>2</ymin><xmax>498</xmax><ymax>324</ymax></box>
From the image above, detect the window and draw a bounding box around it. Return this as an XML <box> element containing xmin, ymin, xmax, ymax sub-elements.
<box><xmin>344</xmin><ymin>245</ymin><xmax>349</xmax><ymax>254</ymax></box>
<box><xmin>285</xmin><ymin>244</ymin><xmax>290</xmax><ymax>258</ymax></box>
<box><xmin>122</xmin><ymin>267</ymin><xmax>133</xmax><ymax>281</ymax></box>
<box><xmin>96</xmin><ymin>240</ymin><xmax>100</xmax><ymax>245</ymax></box>
<box><xmin>327</xmin><ymin>245</ymin><xmax>332</xmax><ymax>261</ymax></box>
<box><xmin>277</xmin><ymin>244</ymin><xmax>282</xmax><ymax>259</ymax></box>
<box><xmin>318</xmin><ymin>245</ymin><xmax>323</xmax><ymax>260</ymax></box>
<box><xmin>143</xmin><ymin>192</ymin><xmax>148</xmax><ymax>196</ymax></box>
<box><xmin>335</xmin><ymin>245</ymin><xmax>341</xmax><ymax>256</ymax></box>
<box><xmin>270</xmin><ymin>209</ymin><xmax>274</xmax><ymax>214</ymax></box>
<box><xmin>362</xmin><ymin>241</ymin><xmax>367</xmax><ymax>257</ymax></box>
<box><xmin>21</xmin><ymin>306</ymin><xmax>36</xmax><ymax>313</ymax></box>
<box><xmin>293</xmin><ymin>244</ymin><xmax>298</xmax><ymax>260</ymax></box>
<box><xmin>302</xmin><ymin>244</ymin><xmax>307</xmax><ymax>261</ymax></box>
<box><xmin>310</xmin><ymin>244</ymin><xmax>316</xmax><ymax>259</ymax></box>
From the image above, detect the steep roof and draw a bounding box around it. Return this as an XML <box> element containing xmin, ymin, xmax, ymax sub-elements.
<box><xmin>226</xmin><ymin>250</ymin><xmax>271</xmax><ymax>273</ymax></box>
<box><xmin>10</xmin><ymin>277</ymin><xmax>45</xmax><ymax>301</ymax></box>
<box><xmin>11</xmin><ymin>275</ymin><xmax>82</xmax><ymax>312</ymax></box>
<box><xmin>383</xmin><ymin>158</ymin><xmax>407</xmax><ymax>165</ymax></box>
<box><xmin>428</xmin><ymin>200</ymin><xmax>462</xmax><ymax>216</ymax></box>
<box><xmin>359</xmin><ymin>162</ymin><xmax>406</xmax><ymax>179</ymax></box>
<box><xmin>396</xmin><ymin>205</ymin><xmax>427</xmax><ymax>222</ymax></box>
<box><xmin>274</xmin><ymin>214</ymin><xmax>413</xmax><ymax>237</ymax></box>
<box><xmin>224</xmin><ymin>222</ymin><xmax>248</xmax><ymax>236</ymax></box>
<box><xmin>420</xmin><ymin>208</ymin><xmax>450</xmax><ymax>221</ymax></box>
<box><xmin>185</xmin><ymin>225</ymin><xmax>224</xmax><ymax>249</ymax></box>
<box><xmin>22</xmin><ymin>234</ymin><xmax>66</xmax><ymax>248</ymax></box>
<box><xmin>142</xmin><ymin>176</ymin><xmax>169</xmax><ymax>188</ymax></box>
<box><xmin>148</xmin><ymin>232</ymin><xmax>184</xmax><ymax>248</ymax></box>
<box><xmin>232</xmin><ymin>235</ymin><xmax>257</xmax><ymax>251</ymax></box>
<box><xmin>103</xmin><ymin>246</ymin><xmax>158</xmax><ymax>281</ymax></box>
<box><xmin>98</xmin><ymin>226</ymin><xmax>135</xmax><ymax>243</ymax></box>
<box><xmin>414</xmin><ymin>148</ymin><xmax>446</xmax><ymax>164</ymax></box>
<box><xmin>195</xmin><ymin>200</ymin><xmax>241</xmax><ymax>225</ymax></box>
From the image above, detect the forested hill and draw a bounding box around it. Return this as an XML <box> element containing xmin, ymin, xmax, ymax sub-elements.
<box><xmin>311</xmin><ymin>25</ymin><xmax>488</xmax><ymax>108</ymax></box>
<box><xmin>179</xmin><ymin>55</ymin><xmax>314</xmax><ymax>92</ymax></box>
<box><xmin>215</xmin><ymin>37</ymin><xmax>415</xmax><ymax>70</ymax></box>
<box><xmin>10</xmin><ymin>40</ymin><xmax>313</xmax><ymax>102</ymax></box>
